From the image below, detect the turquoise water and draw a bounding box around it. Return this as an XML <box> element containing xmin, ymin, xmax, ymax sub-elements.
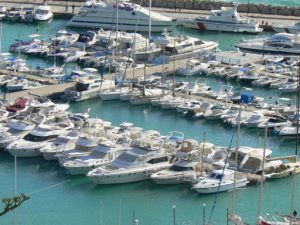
<box><xmin>219</xmin><ymin>0</ymin><xmax>300</xmax><ymax>7</ymax></box>
<box><xmin>1</xmin><ymin>20</ymin><xmax>299</xmax><ymax>225</ymax></box>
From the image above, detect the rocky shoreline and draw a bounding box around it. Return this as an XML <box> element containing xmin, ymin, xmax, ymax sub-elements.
<box><xmin>131</xmin><ymin>0</ymin><xmax>300</xmax><ymax>17</ymax></box>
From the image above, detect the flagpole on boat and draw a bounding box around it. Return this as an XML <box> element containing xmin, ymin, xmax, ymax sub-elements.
<box><xmin>100</xmin><ymin>200</ymin><xmax>103</xmax><ymax>225</ymax></box>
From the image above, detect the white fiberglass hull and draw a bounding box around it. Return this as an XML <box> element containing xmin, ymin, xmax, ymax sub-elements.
<box><xmin>67</xmin><ymin>17</ymin><xmax>175</xmax><ymax>32</ymax></box>
<box><xmin>151</xmin><ymin>173</ymin><xmax>195</xmax><ymax>184</ymax></box>
<box><xmin>272</xmin><ymin>26</ymin><xmax>300</xmax><ymax>34</ymax></box>
<box><xmin>7</xmin><ymin>141</ymin><xmax>50</xmax><ymax>157</ymax></box>
<box><xmin>182</xmin><ymin>19</ymin><xmax>262</xmax><ymax>33</ymax></box>
<box><xmin>193</xmin><ymin>179</ymin><xmax>248</xmax><ymax>194</ymax></box>
<box><xmin>88</xmin><ymin>164</ymin><xmax>171</xmax><ymax>184</ymax></box>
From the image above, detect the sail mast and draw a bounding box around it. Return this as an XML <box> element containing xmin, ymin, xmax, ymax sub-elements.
<box><xmin>258</xmin><ymin>125</ymin><xmax>268</xmax><ymax>221</ymax></box>
<box><xmin>231</xmin><ymin>104</ymin><xmax>241</xmax><ymax>221</ymax></box>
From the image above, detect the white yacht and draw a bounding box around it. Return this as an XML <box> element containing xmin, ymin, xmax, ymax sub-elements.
<box><xmin>40</xmin><ymin>132</ymin><xmax>79</xmax><ymax>160</ymax></box>
<box><xmin>87</xmin><ymin>134</ymin><xmax>181</xmax><ymax>184</ymax></box>
<box><xmin>182</xmin><ymin>4</ymin><xmax>262</xmax><ymax>33</ymax></box>
<box><xmin>51</xmin><ymin>29</ymin><xmax>79</xmax><ymax>47</ymax></box>
<box><xmin>136</xmin><ymin>31</ymin><xmax>218</xmax><ymax>62</ymax></box>
<box><xmin>57</xmin><ymin>136</ymin><xmax>101</xmax><ymax>167</ymax></box>
<box><xmin>204</xmin><ymin>101</ymin><xmax>233</xmax><ymax>120</ymax></box>
<box><xmin>235</xmin><ymin>33</ymin><xmax>300</xmax><ymax>55</ymax></box>
<box><xmin>177</xmin><ymin>59</ymin><xmax>209</xmax><ymax>76</ymax></box>
<box><xmin>150</xmin><ymin>139</ymin><xmax>201</xmax><ymax>184</ymax></box>
<box><xmin>61</xmin><ymin>78</ymin><xmax>115</xmax><ymax>101</ymax></box>
<box><xmin>0</xmin><ymin>117</ymin><xmax>36</xmax><ymax>149</ymax></box>
<box><xmin>73</xmin><ymin>31</ymin><xmax>99</xmax><ymax>49</ymax></box>
<box><xmin>34</xmin><ymin>4</ymin><xmax>53</xmax><ymax>22</ymax></box>
<box><xmin>100</xmin><ymin>87</ymin><xmax>131</xmax><ymax>101</ymax></box>
<box><xmin>67</xmin><ymin>0</ymin><xmax>176</xmax><ymax>32</ymax></box>
<box><xmin>272</xmin><ymin>21</ymin><xmax>300</xmax><ymax>34</ymax></box>
<box><xmin>192</xmin><ymin>169</ymin><xmax>248</xmax><ymax>194</ymax></box>
<box><xmin>63</xmin><ymin>139</ymin><xmax>128</xmax><ymax>175</ymax></box>
<box><xmin>7</xmin><ymin>116</ymin><xmax>74</xmax><ymax>157</ymax></box>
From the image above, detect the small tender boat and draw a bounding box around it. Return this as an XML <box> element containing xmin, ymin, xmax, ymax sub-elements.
<box><xmin>34</xmin><ymin>4</ymin><xmax>53</xmax><ymax>22</ymax></box>
<box><xmin>192</xmin><ymin>169</ymin><xmax>248</xmax><ymax>194</ymax></box>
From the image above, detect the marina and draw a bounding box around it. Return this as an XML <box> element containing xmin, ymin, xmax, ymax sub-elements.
<box><xmin>0</xmin><ymin>1</ymin><xmax>300</xmax><ymax>225</ymax></box>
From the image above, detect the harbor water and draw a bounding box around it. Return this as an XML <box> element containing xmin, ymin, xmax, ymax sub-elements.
<box><xmin>0</xmin><ymin>19</ymin><xmax>299</xmax><ymax>225</ymax></box>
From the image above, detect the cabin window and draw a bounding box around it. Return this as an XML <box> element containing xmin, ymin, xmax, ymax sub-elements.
<box><xmin>194</xmin><ymin>40</ymin><xmax>204</xmax><ymax>45</ymax></box>
<box><xmin>132</xmin><ymin>12</ymin><xmax>135</xmax><ymax>16</ymax></box>
<box><xmin>170</xmin><ymin>165</ymin><xmax>192</xmax><ymax>171</ymax></box>
<box><xmin>147</xmin><ymin>157</ymin><xmax>168</xmax><ymax>164</ymax></box>
<box><xmin>24</xmin><ymin>134</ymin><xmax>58</xmax><ymax>142</ymax></box>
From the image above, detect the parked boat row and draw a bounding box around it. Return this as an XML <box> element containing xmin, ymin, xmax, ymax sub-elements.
<box><xmin>0</xmin><ymin>98</ymin><xmax>298</xmax><ymax>194</ymax></box>
<box><xmin>1</xmin><ymin>4</ymin><xmax>53</xmax><ymax>22</ymax></box>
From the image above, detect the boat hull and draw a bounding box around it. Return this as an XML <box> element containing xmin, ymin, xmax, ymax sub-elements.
<box><xmin>182</xmin><ymin>20</ymin><xmax>262</xmax><ymax>34</ymax></box>
<box><xmin>193</xmin><ymin>180</ymin><xmax>248</xmax><ymax>194</ymax></box>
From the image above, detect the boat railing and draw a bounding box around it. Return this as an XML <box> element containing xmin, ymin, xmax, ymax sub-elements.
<box><xmin>215</xmin><ymin>55</ymin><xmax>241</xmax><ymax>65</ymax></box>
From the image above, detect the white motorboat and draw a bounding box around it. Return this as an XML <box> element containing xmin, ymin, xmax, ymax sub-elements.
<box><xmin>61</xmin><ymin>78</ymin><xmax>114</xmax><ymax>101</ymax></box>
<box><xmin>34</xmin><ymin>4</ymin><xmax>53</xmax><ymax>22</ymax></box>
<box><xmin>272</xmin><ymin>21</ymin><xmax>300</xmax><ymax>34</ymax></box>
<box><xmin>251</xmin><ymin>77</ymin><xmax>279</xmax><ymax>88</ymax></box>
<box><xmin>277</xmin><ymin>124</ymin><xmax>300</xmax><ymax>139</ymax></box>
<box><xmin>135</xmin><ymin>31</ymin><xmax>218</xmax><ymax>62</ymax></box>
<box><xmin>6</xmin><ymin>78</ymin><xmax>29</xmax><ymax>92</ymax></box>
<box><xmin>100</xmin><ymin>87</ymin><xmax>130</xmax><ymax>101</ymax></box>
<box><xmin>64</xmin><ymin>49</ymin><xmax>87</xmax><ymax>63</ymax></box>
<box><xmin>151</xmin><ymin>139</ymin><xmax>201</xmax><ymax>184</ymax></box>
<box><xmin>119</xmin><ymin>88</ymin><xmax>141</xmax><ymax>101</ymax></box>
<box><xmin>73</xmin><ymin>31</ymin><xmax>98</xmax><ymax>49</ymax></box>
<box><xmin>87</xmin><ymin>134</ymin><xmax>180</xmax><ymax>184</ymax></box>
<box><xmin>7</xmin><ymin>116</ymin><xmax>74</xmax><ymax>157</ymax></box>
<box><xmin>6</xmin><ymin>7</ymin><xmax>23</xmax><ymax>22</ymax></box>
<box><xmin>0</xmin><ymin>117</ymin><xmax>36</xmax><ymax>149</ymax></box>
<box><xmin>51</xmin><ymin>29</ymin><xmax>79</xmax><ymax>47</ymax></box>
<box><xmin>278</xmin><ymin>81</ymin><xmax>298</xmax><ymax>93</ymax></box>
<box><xmin>182</xmin><ymin>4</ymin><xmax>262</xmax><ymax>34</ymax></box>
<box><xmin>257</xmin><ymin>115</ymin><xmax>290</xmax><ymax>130</ymax></box>
<box><xmin>176</xmin><ymin>100</ymin><xmax>201</xmax><ymax>113</ymax></box>
<box><xmin>63</xmin><ymin>139</ymin><xmax>128</xmax><ymax>175</ymax></box>
<box><xmin>243</xmin><ymin>113</ymin><xmax>268</xmax><ymax>128</ymax></box>
<box><xmin>235</xmin><ymin>33</ymin><xmax>300</xmax><ymax>55</ymax></box>
<box><xmin>190</xmin><ymin>101</ymin><xmax>214</xmax><ymax>119</ymax></box>
<box><xmin>192</xmin><ymin>169</ymin><xmax>248</xmax><ymax>194</ymax></box>
<box><xmin>204</xmin><ymin>101</ymin><xmax>233</xmax><ymax>120</ymax></box>
<box><xmin>40</xmin><ymin>132</ymin><xmax>79</xmax><ymax>160</ymax></box>
<box><xmin>67</xmin><ymin>0</ymin><xmax>175</xmax><ymax>32</ymax></box>
<box><xmin>57</xmin><ymin>135</ymin><xmax>101</xmax><ymax>167</ymax></box>
<box><xmin>0</xmin><ymin>6</ymin><xmax>6</xmax><ymax>20</ymax></box>
<box><xmin>130</xmin><ymin>88</ymin><xmax>162</xmax><ymax>105</ymax></box>
<box><xmin>177</xmin><ymin>59</ymin><xmax>209</xmax><ymax>76</ymax></box>
<box><xmin>160</xmin><ymin>97</ymin><xmax>185</xmax><ymax>110</ymax></box>
<box><xmin>23</xmin><ymin>43</ymin><xmax>49</xmax><ymax>55</ymax></box>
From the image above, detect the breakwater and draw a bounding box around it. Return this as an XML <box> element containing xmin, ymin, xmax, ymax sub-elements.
<box><xmin>131</xmin><ymin>0</ymin><xmax>300</xmax><ymax>17</ymax></box>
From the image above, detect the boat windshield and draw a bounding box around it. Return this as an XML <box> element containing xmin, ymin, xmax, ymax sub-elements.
<box><xmin>24</xmin><ymin>133</ymin><xmax>58</xmax><ymax>142</ymax></box>
<box><xmin>36</xmin><ymin>9</ymin><xmax>49</xmax><ymax>14</ymax></box>
<box><xmin>54</xmin><ymin>137</ymin><xmax>71</xmax><ymax>144</ymax></box>
<box><xmin>115</xmin><ymin>152</ymin><xmax>138</xmax><ymax>163</ymax></box>
<box><xmin>90</xmin><ymin>151</ymin><xmax>106</xmax><ymax>158</ymax></box>
<box><xmin>169</xmin><ymin>165</ymin><xmax>193</xmax><ymax>171</ymax></box>
<box><xmin>209</xmin><ymin>173</ymin><xmax>224</xmax><ymax>180</ymax></box>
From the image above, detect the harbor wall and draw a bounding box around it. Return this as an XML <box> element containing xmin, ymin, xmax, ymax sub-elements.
<box><xmin>128</xmin><ymin>0</ymin><xmax>300</xmax><ymax>17</ymax></box>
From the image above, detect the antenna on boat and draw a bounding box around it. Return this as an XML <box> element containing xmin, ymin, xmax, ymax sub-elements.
<box><xmin>172</xmin><ymin>41</ymin><xmax>176</xmax><ymax>98</ymax></box>
<box><xmin>172</xmin><ymin>205</ymin><xmax>176</xmax><ymax>225</ymax></box>
<box><xmin>257</xmin><ymin>125</ymin><xmax>268</xmax><ymax>222</ymax></box>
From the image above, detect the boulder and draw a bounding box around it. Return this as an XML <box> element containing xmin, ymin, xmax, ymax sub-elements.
<box><xmin>278</xmin><ymin>7</ymin><xmax>292</xmax><ymax>16</ymax></box>
<box><xmin>292</xmin><ymin>8</ymin><xmax>300</xmax><ymax>16</ymax></box>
